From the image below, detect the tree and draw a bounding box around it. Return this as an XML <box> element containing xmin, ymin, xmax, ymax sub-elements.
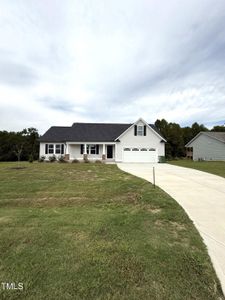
<box><xmin>191</xmin><ymin>122</ymin><xmax>208</xmax><ymax>137</ymax></box>
<box><xmin>154</xmin><ymin>119</ymin><xmax>185</xmax><ymax>158</ymax></box>
<box><xmin>211</xmin><ymin>125</ymin><xmax>225</xmax><ymax>132</ymax></box>
<box><xmin>0</xmin><ymin>128</ymin><xmax>39</xmax><ymax>161</ymax></box>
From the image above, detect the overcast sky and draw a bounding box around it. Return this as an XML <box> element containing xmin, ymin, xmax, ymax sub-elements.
<box><xmin>0</xmin><ymin>0</ymin><xmax>225</xmax><ymax>133</ymax></box>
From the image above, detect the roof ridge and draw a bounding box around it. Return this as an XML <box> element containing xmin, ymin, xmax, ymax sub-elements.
<box><xmin>72</xmin><ymin>122</ymin><xmax>133</xmax><ymax>125</ymax></box>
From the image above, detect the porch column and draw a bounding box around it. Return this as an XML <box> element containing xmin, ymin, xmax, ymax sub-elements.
<box><xmin>65</xmin><ymin>143</ymin><xmax>70</xmax><ymax>161</ymax></box>
<box><xmin>84</xmin><ymin>143</ymin><xmax>87</xmax><ymax>154</ymax></box>
<box><xmin>102</xmin><ymin>144</ymin><xmax>106</xmax><ymax>160</ymax></box>
<box><xmin>83</xmin><ymin>143</ymin><xmax>88</xmax><ymax>160</ymax></box>
<box><xmin>65</xmin><ymin>143</ymin><xmax>69</xmax><ymax>154</ymax></box>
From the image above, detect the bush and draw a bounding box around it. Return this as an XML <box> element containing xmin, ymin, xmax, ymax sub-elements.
<box><xmin>158</xmin><ymin>156</ymin><xmax>166</xmax><ymax>163</ymax></box>
<box><xmin>49</xmin><ymin>155</ymin><xmax>56</xmax><ymax>163</ymax></box>
<box><xmin>28</xmin><ymin>154</ymin><xmax>34</xmax><ymax>163</ymax></box>
<box><xmin>58</xmin><ymin>156</ymin><xmax>67</xmax><ymax>163</ymax></box>
<box><xmin>83</xmin><ymin>158</ymin><xmax>90</xmax><ymax>163</ymax></box>
<box><xmin>95</xmin><ymin>160</ymin><xmax>102</xmax><ymax>164</ymax></box>
<box><xmin>72</xmin><ymin>159</ymin><xmax>80</xmax><ymax>163</ymax></box>
<box><xmin>38</xmin><ymin>156</ymin><xmax>45</xmax><ymax>162</ymax></box>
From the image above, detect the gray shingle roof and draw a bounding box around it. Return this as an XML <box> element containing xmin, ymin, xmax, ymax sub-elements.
<box><xmin>39</xmin><ymin>122</ymin><xmax>165</xmax><ymax>142</ymax></box>
<box><xmin>204</xmin><ymin>132</ymin><xmax>225</xmax><ymax>143</ymax></box>
<box><xmin>186</xmin><ymin>131</ymin><xmax>225</xmax><ymax>146</ymax></box>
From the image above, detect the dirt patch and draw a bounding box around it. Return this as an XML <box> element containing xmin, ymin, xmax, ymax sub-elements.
<box><xmin>169</xmin><ymin>221</ymin><xmax>186</xmax><ymax>231</ymax></box>
<box><xmin>115</xmin><ymin>192</ymin><xmax>141</xmax><ymax>204</ymax></box>
<box><xmin>0</xmin><ymin>216</ymin><xmax>11</xmax><ymax>223</ymax></box>
<box><xmin>146</xmin><ymin>208</ymin><xmax>162</xmax><ymax>214</ymax></box>
<box><xmin>66</xmin><ymin>231</ymin><xmax>88</xmax><ymax>241</ymax></box>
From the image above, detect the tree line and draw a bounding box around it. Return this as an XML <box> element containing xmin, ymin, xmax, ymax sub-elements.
<box><xmin>0</xmin><ymin>128</ymin><xmax>39</xmax><ymax>161</ymax></box>
<box><xmin>0</xmin><ymin>122</ymin><xmax>224</xmax><ymax>161</ymax></box>
<box><xmin>154</xmin><ymin>119</ymin><xmax>225</xmax><ymax>158</ymax></box>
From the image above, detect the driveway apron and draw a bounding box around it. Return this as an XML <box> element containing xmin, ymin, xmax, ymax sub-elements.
<box><xmin>117</xmin><ymin>163</ymin><xmax>225</xmax><ymax>295</ymax></box>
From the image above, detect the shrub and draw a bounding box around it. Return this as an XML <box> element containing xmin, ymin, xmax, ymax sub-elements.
<box><xmin>83</xmin><ymin>158</ymin><xmax>90</xmax><ymax>163</ymax></box>
<box><xmin>28</xmin><ymin>154</ymin><xmax>34</xmax><ymax>163</ymax></box>
<box><xmin>38</xmin><ymin>156</ymin><xmax>45</xmax><ymax>162</ymax></box>
<box><xmin>58</xmin><ymin>155</ymin><xmax>67</xmax><ymax>163</ymax></box>
<box><xmin>72</xmin><ymin>159</ymin><xmax>80</xmax><ymax>163</ymax></box>
<box><xmin>95</xmin><ymin>160</ymin><xmax>102</xmax><ymax>164</ymax></box>
<box><xmin>158</xmin><ymin>156</ymin><xmax>166</xmax><ymax>163</ymax></box>
<box><xmin>49</xmin><ymin>155</ymin><xmax>56</xmax><ymax>163</ymax></box>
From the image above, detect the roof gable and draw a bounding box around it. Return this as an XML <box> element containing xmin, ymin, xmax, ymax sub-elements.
<box><xmin>115</xmin><ymin>118</ymin><xmax>167</xmax><ymax>142</ymax></box>
<box><xmin>186</xmin><ymin>132</ymin><xmax>225</xmax><ymax>146</ymax></box>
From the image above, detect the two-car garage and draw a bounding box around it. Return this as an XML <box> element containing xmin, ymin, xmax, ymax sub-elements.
<box><xmin>122</xmin><ymin>147</ymin><xmax>158</xmax><ymax>163</ymax></box>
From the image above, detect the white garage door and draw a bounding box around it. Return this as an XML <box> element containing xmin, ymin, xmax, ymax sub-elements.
<box><xmin>123</xmin><ymin>147</ymin><xmax>158</xmax><ymax>163</ymax></box>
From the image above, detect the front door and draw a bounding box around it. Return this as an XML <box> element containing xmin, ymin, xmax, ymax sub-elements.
<box><xmin>107</xmin><ymin>145</ymin><xmax>113</xmax><ymax>159</ymax></box>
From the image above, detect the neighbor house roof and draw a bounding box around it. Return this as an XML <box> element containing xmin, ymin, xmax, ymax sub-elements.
<box><xmin>39</xmin><ymin>122</ymin><xmax>165</xmax><ymax>142</ymax></box>
<box><xmin>186</xmin><ymin>132</ymin><xmax>225</xmax><ymax>147</ymax></box>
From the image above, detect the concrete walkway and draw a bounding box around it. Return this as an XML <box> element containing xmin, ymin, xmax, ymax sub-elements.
<box><xmin>117</xmin><ymin>163</ymin><xmax>225</xmax><ymax>294</ymax></box>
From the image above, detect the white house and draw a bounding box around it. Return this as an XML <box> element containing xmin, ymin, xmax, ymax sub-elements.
<box><xmin>39</xmin><ymin>118</ymin><xmax>166</xmax><ymax>163</ymax></box>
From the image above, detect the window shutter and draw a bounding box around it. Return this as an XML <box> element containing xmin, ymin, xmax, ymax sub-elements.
<box><xmin>80</xmin><ymin>144</ymin><xmax>84</xmax><ymax>154</ymax></box>
<box><xmin>96</xmin><ymin>145</ymin><xmax>99</xmax><ymax>154</ymax></box>
<box><xmin>144</xmin><ymin>125</ymin><xmax>146</xmax><ymax>136</ymax></box>
<box><xmin>61</xmin><ymin>144</ymin><xmax>64</xmax><ymax>154</ymax></box>
<box><xmin>134</xmin><ymin>125</ymin><xmax>137</xmax><ymax>136</ymax></box>
<box><xmin>45</xmin><ymin>144</ymin><xmax>48</xmax><ymax>154</ymax></box>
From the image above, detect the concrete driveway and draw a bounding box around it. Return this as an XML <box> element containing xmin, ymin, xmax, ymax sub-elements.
<box><xmin>117</xmin><ymin>163</ymin><xmax>225</xmax><ymax>294</ymax></box>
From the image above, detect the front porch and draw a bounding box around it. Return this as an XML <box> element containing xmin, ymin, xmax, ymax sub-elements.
<box><xmin>66</xmin><ymin>143</ymin><xmax>116</xmax><ymax>161</ymax></box>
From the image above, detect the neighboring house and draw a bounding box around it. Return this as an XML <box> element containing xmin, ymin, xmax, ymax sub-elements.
<box><xmin>39</xmin><ymin>118</ymin><xmax>166</xmax><ymax>163</ymax></box>
<box><xmin>185</xmin><ymin>132</ymin><xmax>225</xmax><ymax>161</ymax></box>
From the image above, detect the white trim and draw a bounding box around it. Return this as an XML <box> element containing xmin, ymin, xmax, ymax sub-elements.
<box><xmin>67</xmin><ymin>141</ymin><xmax>116</xmax><ymax>145</ymax></box>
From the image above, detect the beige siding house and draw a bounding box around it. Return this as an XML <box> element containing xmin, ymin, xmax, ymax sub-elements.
<box><xmin>39</xmin><ymin>118</ymin><xmax>166</xmax><ymax>163</ymax></box>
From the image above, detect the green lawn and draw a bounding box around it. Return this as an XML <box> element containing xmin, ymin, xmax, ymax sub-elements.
<box><xmin>0</xmin><ymin>162</ymin><xmax>223</xmax><ymax>300</ymax></box>
<box><xmin>169</xmin><ymin>160</ymin><xmax>225</xmax><ymax>178</ymax></box>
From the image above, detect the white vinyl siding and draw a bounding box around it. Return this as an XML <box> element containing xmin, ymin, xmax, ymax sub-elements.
<box><xmin>116</xmin><ymin>120</ymin><xmax>164</xmax><ymax>162</ymax></box>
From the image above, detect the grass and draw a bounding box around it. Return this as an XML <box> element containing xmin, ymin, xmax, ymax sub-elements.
<box><xmin>168</xmin><ymin>160</ymin><xmax>225</xmax><ymax>178</ymax></box>
<box><xmin>0</xmin><ymin>162</ymin><xmax>224</xmax><ymax>300</ymax></box>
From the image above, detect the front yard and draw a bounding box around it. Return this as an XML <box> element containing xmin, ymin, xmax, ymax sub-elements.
<box><xmin>169</xmin><ymin>160</ymin><xmax>225</xmax><ymax>178</ymax></box>
<box><xmin>0</xmin><ymin>162</ymin><xmax>223</xmax><ymax>299</ymax></box>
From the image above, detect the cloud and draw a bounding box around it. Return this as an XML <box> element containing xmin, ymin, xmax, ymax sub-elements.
<box><xmin>0</xmin><ymin>0</ymin><xmax>225</xmax><ymax>133</ymax></box>
<box><xmin>0</xmin><ymin>60</ymin><xmax>38</xmax><ymax>86</ymax></box>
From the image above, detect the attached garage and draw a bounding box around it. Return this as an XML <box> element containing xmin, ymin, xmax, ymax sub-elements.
<box><xmin>122</xmin><ymin>147</ymin><xmax>158</xmax><ymax>163</ymax></box>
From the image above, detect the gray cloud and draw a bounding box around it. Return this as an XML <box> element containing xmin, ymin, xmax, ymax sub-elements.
<box><xmin>0</xmin><ymin>0</ymin><xmax>225</xmax><ymax>133</ymax></box>
<box><xmin>0</xmin><ymin>60</ymin><xmax>38</xmax><ymax>86</ymax></box>
<box><xmin>38</xmin><ymin>97</ymin><xmax>74</xmax><ymax>112</ymax></box>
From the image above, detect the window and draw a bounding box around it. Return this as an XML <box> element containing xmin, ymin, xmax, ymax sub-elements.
<box><xmin>149</xmin><ymin>148</ymin><xmax>156</xmax><ymax>151</ymax></box>
<box><xmin>137</xmin><ymin>125</ymin><xmax>144</xmax><ymax>136</ymax></box>
<box><xmin>140</xmin><ymin>148</ymin><xmax>147</xmax><ymax>151</ymax></box>
<box><xmin>55</xmin><ymin>144</ymin><xmax>64</xmax><ymax>154</ymax></box>
<box><xmin>90</xmin><ymin>145</ymin><xmax>96</xmax><ymax>154</ymax></box>
<box><xmin>124</xmin><ymin>148</ymin><xmax>131</xmax><ymax>151</ymax></box>
<box><xmin>55</xmin><ymin>144</ymin><xmax>61</xmax><ymax>154</ymax></box>
<box><xmin>132</xmin><ymin>148</ymin><xmax>139</xmax><ymax>151</ymax></box>
<box><xmin>81</xmin><ymin>144</ymin><xmax>99</xmax><ymax>155</ymax></box>
<box><xmin>45</xmin><ymin>143</ymin><xmax>64</xmax><ymax>154</ymax></box>
<box><xmin>48</xmin><ymin>144</ymin><xmax>54</xmax><ymax>154</ymax></box>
